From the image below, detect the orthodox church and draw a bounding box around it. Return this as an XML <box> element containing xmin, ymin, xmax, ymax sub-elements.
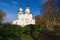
<box><xmin>12</xmin><ymin>6</ymin><xmax>35</xmax><ymax>26</ymax></box>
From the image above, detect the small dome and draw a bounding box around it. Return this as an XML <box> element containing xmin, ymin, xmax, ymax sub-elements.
<box><xmin>19</xmin><ymin>6</ymin><xmax>23</xmax><ymax>12</ymax></box>
<box><xmin>26</xmin><ymin>5</ymin><xmax>30</xmax><ymax>9</ymax></box>
<box><xmin>20</xmin><ymin>6</ymin><xmax>22</xmax><ymax>8</ymax></box>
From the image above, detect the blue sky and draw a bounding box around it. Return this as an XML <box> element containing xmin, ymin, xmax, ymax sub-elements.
<box><xmin>0</xmin><ymin>0</ymin><xmax>44</xmax><ymax>22</ymax></box>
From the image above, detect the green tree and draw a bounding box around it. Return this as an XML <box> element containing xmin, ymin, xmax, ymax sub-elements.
<box><xmin>0</xmin><ymin>23</ymin><xmax>22</xmax><ymax>40</ymax></box>
<box><xmin>23</xmin><ymin>25</ymin><xmax>42</xmax><ymax>40</ymax></box>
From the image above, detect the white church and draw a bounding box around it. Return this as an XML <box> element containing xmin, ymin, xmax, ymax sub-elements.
<box><xmin>12</xmin><ymin>6</ymin><xmax>35</xmax><ymax>26</ymax></box>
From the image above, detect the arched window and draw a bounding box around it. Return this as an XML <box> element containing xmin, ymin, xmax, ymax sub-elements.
<box><xmin>22</xmin><ymin>18</ymin><xmax>23</xmax><ymax>21</ymax></box>
<box><xmin>25</xmin><ymin>18</ymin><xmax>27</xmax><ymax>20</ymax></box>
<box><xmin>16</xmin><ymin>21</ymin><xmax>17</xmax><ymax>24</ymax></box>
<box><xmin>26</xmin><ymin>21</ymin><xmax>28</xmax><ymax>23</ymax></box>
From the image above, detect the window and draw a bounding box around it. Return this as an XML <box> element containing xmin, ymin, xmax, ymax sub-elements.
<box><xmin>25</xmin><ymin>18</ymin><xmax>29</xmax><ymax>20</ymax></box>
<box><xmin>16</xmin><ymin>21</ymin><xmax>17</xmax><ymax>24</ymax></box>
<box><xmin>22</xmin><ymin>18</ymin><xmax>23</xmax><ymax>21</ymax></box>
<box><xmin>26</xmin><ymin>21</ymin><xmax>28</xmax><ymax>23</ymax></box>
<box><xmin>25</xmin><ymin>18</ymin><xmax>27</xmax><ymax>20</ymax></box>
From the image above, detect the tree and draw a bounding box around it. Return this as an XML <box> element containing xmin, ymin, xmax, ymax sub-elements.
<box><xmin>0</xmin><ymin>10</ymin><xmax>6</xmax><ymax>23</ymax></box>
<box><xmin>0</xmin><ymin>23</ymin><xmax>22</xmax><ymax>40</ymax></box>
<box><xmin>35</xmin><ymin>15</ymin><xmax>44</xmax><ymax>25</ymax></box>
<box><xmin>41</xmin><ymin>0</ymin><xmax>60</xmax><ymax>29</ymax></box>
<box><xmin>21</xmin><ymin>25</ymin><xmax>43</xmax><ymax>40</ymax></box>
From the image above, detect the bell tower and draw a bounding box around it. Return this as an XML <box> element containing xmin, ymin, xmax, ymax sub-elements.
<box><xmin>19</xmin><ymin>6</ymin><xmax>23</xmax><ymax>14</ymax></box>
<box><xmin>25</xmin><ymin>6</ymin><xmax>30</xmax><ymax>13</ymax></box>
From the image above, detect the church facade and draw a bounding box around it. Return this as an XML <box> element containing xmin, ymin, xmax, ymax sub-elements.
<box><xmin>12</xmin><ymin>6</ymin><xmax>35</xmax><ymax>26</ymax></box>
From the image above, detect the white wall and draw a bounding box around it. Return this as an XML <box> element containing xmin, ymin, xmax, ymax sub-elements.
<box><xmin>13</xmin><ymin>7</ymin><xmax>35</xmax><ymax>26</ymax></box>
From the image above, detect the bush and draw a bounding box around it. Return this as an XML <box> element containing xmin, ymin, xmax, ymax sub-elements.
<box><xmin>0</xmin><ymin>23</ymin><xmax>22</xmax><ymax>40</ymax></box>
<box><xmin>0</xmin><ymin>23</ymin><xmax>60</xmax><ymax>40</ymax></box>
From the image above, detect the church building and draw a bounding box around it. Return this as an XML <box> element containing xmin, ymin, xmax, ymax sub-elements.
<box><xmin>12</xmin><ymin>6</ymin><xmax>35</xmax><ymax>26</ymax></box>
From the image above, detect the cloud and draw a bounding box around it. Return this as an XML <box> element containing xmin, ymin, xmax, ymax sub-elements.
<box><xmin>0</xmin><ymin>0</ymin><xmax>18</xmax><ymax>9</ymax></box>
<box><xmin>0</xmin><ymin>1</ymin><xmax>11</xmax><ymax>8</ymax></box>
<box><xmin>12</xmin><ymin>5</ymin><xmax>18</xmax><ymax>9</ymax></box>
<box><xmin>1</xmin><ymin>2</ymin><xmax>7</xmax><ymax>6</ymax></box>
<box><xmin>10</xmin><ymin>0</ymin><xmax>19</xmax><ymax>9</ymax></box>
<box><xmin>12</xmin><ymin>1</ymin><xmax>18</xmax><ymax>5</ymax></box>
